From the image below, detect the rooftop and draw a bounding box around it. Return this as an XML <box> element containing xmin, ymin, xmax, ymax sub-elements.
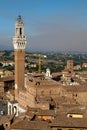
<box><xmin>27</xmin><ymin>74</ymin><xmax>60</xmax><ymax>89</ymax></box>
<box><xmin>62</xmin><ymin>83</ymin><xmax>87</xmax><ymax>92</ymax></box>
<box><xmin>11</xmin><ymin>120</ymin><xmax>51</xmax><ymax>130</ymax></box>
<box><xmin>50</xmin><ymin>115</ymin><xmax>87</xmax><ymax>128</ymax></box>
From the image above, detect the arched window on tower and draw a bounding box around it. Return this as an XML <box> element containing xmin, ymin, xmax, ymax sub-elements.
<box><xmin>20</xmin><ymin>28</ymin><xmax>22</xmax><ymax>35</ymax></box>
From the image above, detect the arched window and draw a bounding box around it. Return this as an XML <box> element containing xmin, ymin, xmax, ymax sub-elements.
<box><xmin>20</xmin><ymin>28</ymin><xmax>22</xmax><ymax>35</ymax></box>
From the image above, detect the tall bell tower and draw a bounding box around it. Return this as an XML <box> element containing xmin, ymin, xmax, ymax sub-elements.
<box><xmin>13</xmin><ymin>15</ymin><xmax>27</xmax><ymax>91</ymax></box>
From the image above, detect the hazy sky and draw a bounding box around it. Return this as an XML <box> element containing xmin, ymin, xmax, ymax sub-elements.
<box><xmin>0</xmin><ymin>0</ymin><xmax>87</xmax><ymax>52</ymax></box>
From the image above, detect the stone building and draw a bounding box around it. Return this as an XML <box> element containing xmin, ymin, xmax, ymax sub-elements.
<box><xmin>12</xmin><ymin>16</ymin><xmax>65</xmax><ymax>110</ymax></box>
<box><xmin>8</xmin><ymin>105</ymin><xmax>87</xmax><ymax>130</ymax></box>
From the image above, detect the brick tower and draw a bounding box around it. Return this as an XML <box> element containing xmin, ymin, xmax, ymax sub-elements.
<box><xmin>67</xmin><ymin>60</ymin><xmax>73</xmax><ymax>72</ymax></box>
<box><xmin>13</xmin><ymin>15</ymin><xmax>27</xmax><ymax>92</ymax></box>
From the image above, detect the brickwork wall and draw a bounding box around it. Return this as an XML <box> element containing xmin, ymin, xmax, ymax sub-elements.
<box><xmin>15</xmin><ymin>50</ymin><xmax>25</xmax><ymax>90</ymax></box>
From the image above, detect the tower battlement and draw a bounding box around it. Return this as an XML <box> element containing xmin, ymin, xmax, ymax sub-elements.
<box><xmin>13</xmin><ymin>36</ymin><xmax>26</xmax><ymax>50</ymax></box>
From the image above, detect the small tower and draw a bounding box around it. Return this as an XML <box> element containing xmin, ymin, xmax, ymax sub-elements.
<box><xmin>45</xmin><ymin>68</ymin><xmax>52</xmax><ymax>79</ymax></box>
<box><xmin>67</xmin><ymin>60</ymin><xmax>73</xmax><ymax>72</ymax></box>
<box><xmin>13</xmin><ymin>15</ymin><xmax>27</xmax><ymax>91</ymax></box>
